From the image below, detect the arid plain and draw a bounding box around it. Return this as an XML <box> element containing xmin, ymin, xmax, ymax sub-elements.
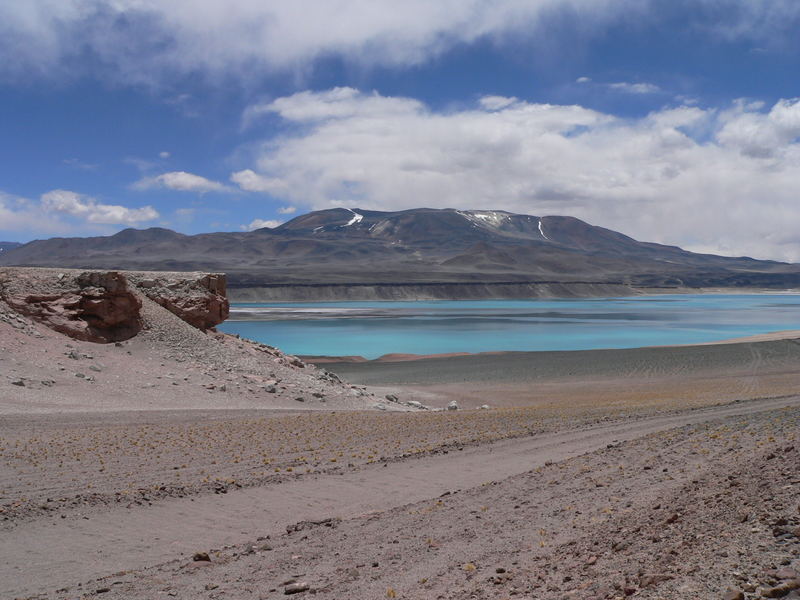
<box><xmin>2</xmin><ymin>268</ymin><xmax>800</xmax><ymax>600</ymax></box>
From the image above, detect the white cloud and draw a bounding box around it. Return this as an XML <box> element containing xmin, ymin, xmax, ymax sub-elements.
<box><xmin>716</xmin><ymin>98</ymin><xmax>800</xmax><ymax>158</ymax></box>
<box><xmin>230</xmin><ymin>169</ymin><xmax>287</xmax><ymax>193</ymax></box>
<box><xmin>0</xmin><ymin>192</ymin><xmax>66</xmax><ymax>235</ymax></box>
<box><xmin>240</xmin><ymin>218</ymin><xmax>282</xmax><ymax>231</ymax></box>
<box><xmin>41</xmin><ymin>189</ymin><xmax>159</xmax><ymax>224</ymax></box>
<box><xmin>159</xmin><ymin>151</ymin><xmax>170</xmax><ymax>158</ymax></box>
<box><xmin>576</xmin><ymin>76</ymin><xmax>591</xmax><ymax>83</ymax></box>
<box><xmin>235</xmin><ymin>88</ymin><xmax>800</xmax><ymax>262</ymax></box>
<box><xmin>479</xmin><ymin>96</ymin><xmax>518</xmax><ymax>111</ymax></box>
<box><xmin>3</xmin><ymin>1</ymin><xmax>796</xmax><ymax>88</ymax></box>
<box><xmin>607</xmin><ymin>82</ymin><xmax>661</xmax><ymax>94</ymax></box>
<box><xmin>0</xmin><ymin>189</ymin><xmax>159</xmax><ymax>237</ymax></box>
<box><xmin>62</xmin><ymin>157</ymin><xmax>98</xmax><ymax>170</ymax></box>
<box><xmin>0</xmin><ymin>1</ymin><xmax>797</xmax><ymax>89</ymax></box>
<box><xmin>0</xmin><ymin>0</ymin><xmax>707</xmax><ymax>87</ymax></box>
<box><xmin>277</xmin><ymin>206</ymin><xmax>297</xmax><ymax>215</ymax></box>
<box><xmin>134</xmin><ymin>171</ymin><xmax>228</xmax><ymax>193</ymax></box>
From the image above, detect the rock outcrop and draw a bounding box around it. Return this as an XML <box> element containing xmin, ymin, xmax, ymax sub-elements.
<box><xmin>129</xmin><ymin>272</ymin><xmax>228</xmax><ymax>331</ymax></box>
<box><xmin>0</xmin><ymin>268</ymin><xmax>230</xmax><ymax>342</ymax></box>
<box><xmin>0</xmin><ymin>270</ymin><xmax>143</xmax><ymax>343</ymax></box>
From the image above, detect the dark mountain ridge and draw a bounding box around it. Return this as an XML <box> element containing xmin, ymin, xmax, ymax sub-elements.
<box><xmin>2</xmin><ymin>208</ymin><xmax>798</xmax><ymax>298</ymax></box>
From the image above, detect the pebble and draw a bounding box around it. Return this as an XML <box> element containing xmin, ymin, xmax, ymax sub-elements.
<box><xmin>192</xmin><ymin>552</ymin><xmax>211</xmax><ymax>562</ymax></box>
<box><xmin>762</xmin><ymin>580</ymin><xmax>800</xmax><ymax>598</ymax></box>
<box><xmin>722</xmin><ymin>589</ymin><xmax>744</xmax><ymax>600</ymax></box>
<box><xmin>284</xmin><ymin>582</ymin><xmax>310</xmax><ymax>594</ymax></box>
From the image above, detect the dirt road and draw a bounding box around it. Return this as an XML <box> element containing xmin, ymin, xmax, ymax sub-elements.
<box><xmin>4</xmin><ymin>395</ymin><xmax>800</xmax><ymax>599</ymax></box>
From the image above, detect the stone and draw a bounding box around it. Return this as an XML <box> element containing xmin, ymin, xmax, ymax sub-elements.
<box><xmin>721</xmin><ymin>590</ymin><xmax>743</xmax><ymax>600</ymax></box>
<box><xmin>192</xmin><ymin>552</ymin><xmax>211</xmax><ymax>562</ymax></box>
<box><xmin>762</xmin><ymin>580</ymin><xmax>800</xmax><ymax>598</ymax></box>
<box><xmin>447</xmin><ymin>400</ymin><xmax>459</xmax><ymax>411</ymax></box>
<box><xmin>10</xmin><ymin>378</ymin><xmax>24</xmax><ymax>386</ymax></box>
<box><xmin>284</xmin><ymin>582</ymin><xmax>310</xmax><ymax>595</ymax></box>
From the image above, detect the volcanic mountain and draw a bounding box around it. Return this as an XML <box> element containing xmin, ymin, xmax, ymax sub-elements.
<box><xmin>2</xmin><ymin>208</ymin><xmax>799</xmax><ymax>298</ymax></box>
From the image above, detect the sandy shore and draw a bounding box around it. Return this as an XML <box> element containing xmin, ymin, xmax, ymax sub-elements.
<box><xmin>315</xmin><ymin>334</ymin><xmax>800</xmax><ymax>410</ymax></box>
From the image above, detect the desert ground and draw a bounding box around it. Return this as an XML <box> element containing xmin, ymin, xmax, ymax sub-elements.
<box><xmin>2</xmin><ymin>268</ymin><xmax>800</xmax><ymax>599</ymax></box>
<box><xmin>319</xmin><ymin>333</ymin><xmax>800</xmax><ymax>415</ymax></box>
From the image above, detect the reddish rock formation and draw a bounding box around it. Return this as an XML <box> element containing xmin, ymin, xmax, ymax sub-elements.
<box><xmin>1</xmin><ymin>270</ymin><xmax>143</xmax><ymax>343</ymax></box>
<box><xmin>131</xmin><ymin>273</ymin><xmax>229</xmax><ymax>330</ymax></box>
<box><xmin>0</xmin><ymin>268</ymin><xmax>230</xmax><ymax>342</ymax></box>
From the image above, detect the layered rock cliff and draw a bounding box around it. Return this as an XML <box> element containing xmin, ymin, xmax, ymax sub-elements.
<box><xmin>0</xmin><ymin>268</ymin><xmax>229</xmax><ymax>343</ymax></box>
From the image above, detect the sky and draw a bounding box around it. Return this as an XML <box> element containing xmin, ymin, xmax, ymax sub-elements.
<box><xmin>2</xmin><ymin>1</ymin><xmax>800</xmax><ymax>261</ymax></box>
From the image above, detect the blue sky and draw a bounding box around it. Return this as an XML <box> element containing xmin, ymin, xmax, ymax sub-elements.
<box><xmin>2</xmin><ymin>1</ymin><xmax>800</xmax><ymax>261</ymax></box>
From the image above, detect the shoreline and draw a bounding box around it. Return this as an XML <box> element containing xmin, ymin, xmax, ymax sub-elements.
<box><xmin>302</xmin><ymin>328</ymin><xmax>800</xmax><ymax>364</ymax></box>
<box><xmin>228</xmin><ymin>285</ymin><xmax>800</xmax><ymax>306</ymax></box>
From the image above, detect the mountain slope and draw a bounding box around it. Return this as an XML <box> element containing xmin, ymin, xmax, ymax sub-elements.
<box><xmin>2</xmin><ymin>208</ymin><xmax>798</xmax><ymax>293</ymax></box>
<box><xmin>0</xmin><ymin>242</ymin><xmax>21</xmax><ymax>253</ymax></box>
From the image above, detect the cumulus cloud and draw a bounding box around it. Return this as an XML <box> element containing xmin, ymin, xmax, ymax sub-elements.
<box><xmin>41</xmin><ymin>189</ymin><xmax>159</xmax><ymax>224</ymax></box>
<box><xmin>134</xmin><ymin>171</ymin><xmax>228</xmax><ymax>193</ymax></box>
<box><xmin>235</xmin><ymin>88</ymin><xmax>800</xmax><ymax>261</ymax></box>
<box><xmin>0</xmin><ymin>189</ymin><xmax>159</xmax><ymax>238</ymax></box>
<box><xmin>716</xmin><ymin>98</ymin><xmax>800</xmax><ymax>158</ymax></box>
<box><xmin>277</xmin><ymin>206</ymin><xmax>297</xmax><ymax>215</ymax></box>
<box><xmin>240</xmin><ymin>218</ymin><xmax>282</xmax><ymax>231</ymax></box>
<box><xmin>0</xmin><ymin>192</ymin><xmax>65</xmax><ymax>235</ymax></box>
<box><xmin>230</xmin><ymin>169</ymin><xmax>287</xmax><ymax>193</ymax></box>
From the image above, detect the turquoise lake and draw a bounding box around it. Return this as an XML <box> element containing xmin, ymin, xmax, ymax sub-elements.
<box><xmin>218</xmin><ymin>294</ymin><xmax>800</xmax><ymax>359</ymax></box>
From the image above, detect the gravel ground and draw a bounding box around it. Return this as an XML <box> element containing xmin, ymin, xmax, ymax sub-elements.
<box><xmin>17</xmin><ymin>404</ymin><xmax>798</xmax><ymax>600</ymax></box>
<box><xmin>0</xmin><ymin>289</ymin><xmax>377</xmax><ymax>414</ymax></box>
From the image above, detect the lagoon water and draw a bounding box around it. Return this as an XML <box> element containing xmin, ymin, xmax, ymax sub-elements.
<box><xmin>218</xmin><ymin>294</ymin><xmax>800</xmax><ymax>359</ymax></box>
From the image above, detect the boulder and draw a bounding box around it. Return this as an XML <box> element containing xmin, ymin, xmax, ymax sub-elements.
<box><xmin>1</xmin><ymin>270</ymin><xmax>143</xmax><ymax>343</ymax></box>
<box><xmin>447</xmin><ymin>400</ymin><xmax>459</xmax><ymax>411</ymax></box>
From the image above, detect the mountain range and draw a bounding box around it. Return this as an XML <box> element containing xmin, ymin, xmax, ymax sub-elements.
<box><xmin>3</xmin><ymin>208</ymin><xmax>799</xmax><ymax>296</ymax></box>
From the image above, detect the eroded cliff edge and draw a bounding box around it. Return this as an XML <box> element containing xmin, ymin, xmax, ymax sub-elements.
<box><xmin>0</xmin><ymin>267</ymin><xmax>229</xmax><ymax>342</ymax></box>
<box><xmin>0</xmin><ymin>266</ymin><xmax>386</xmax><ymax>413</ymax></box>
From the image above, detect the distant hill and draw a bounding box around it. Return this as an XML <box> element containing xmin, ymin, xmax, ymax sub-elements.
<box><xmin>0</xmin><ymin>242</ymin><xmax>21</xmax><ymax>254</ymax></box>
<box><xmin>2</xmin><ymin>208</ymin><xmax>799</xmax><ymax>294</ymax></box>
